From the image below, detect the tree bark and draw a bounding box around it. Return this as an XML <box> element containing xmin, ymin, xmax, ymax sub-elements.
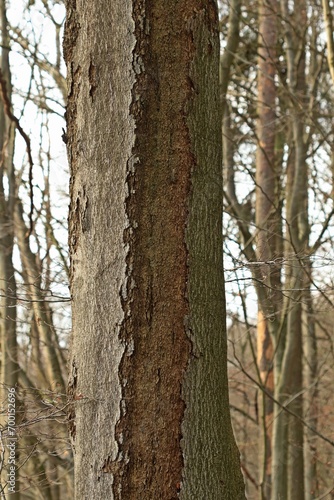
<box><xmin>64</xmin><ymin>1</ymin><xmax>245</xmax><ymax>499</ymax></box>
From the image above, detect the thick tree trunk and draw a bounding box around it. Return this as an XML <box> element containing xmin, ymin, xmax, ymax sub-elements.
<box><xmin>64</xmin><ymin>1</ymin><xmax>245</xmax><ymax>499</ymax></box>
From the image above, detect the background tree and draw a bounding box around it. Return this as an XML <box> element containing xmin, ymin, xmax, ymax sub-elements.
<box><xmin>222</xmin><ymin>0</ymin><xmax>334</xmax><ymax>498</ymax></box>
<box><xmin>0</xmin><ymin>1</ymin><xmax>72</xmax><ymax>498</ymax></box>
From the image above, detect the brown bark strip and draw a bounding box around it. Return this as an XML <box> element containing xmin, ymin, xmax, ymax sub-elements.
<box><xmin>111</xmin><ymin>2</ymin><xmax>196</xmax><ymax>497</ymax></box>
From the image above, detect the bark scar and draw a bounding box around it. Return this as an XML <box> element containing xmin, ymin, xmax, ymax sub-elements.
<box><xmin>88</xmin><ymin>60</ymin><xmax>98</xmax><ymax>101</ymax></box>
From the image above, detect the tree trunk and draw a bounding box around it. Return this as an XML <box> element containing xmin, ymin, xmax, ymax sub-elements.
<box><xmin>322</xmin><ymin>0</ymin><xmax>334</xmax><ymax>84</ymax></box>
<box><xmin>0</xmin><ymin>1</ymin><xmax>19</xmax><ymax>497</ymax></box>
<box><xmin>14</xmin><ymin>202</ymin><xmax>65</xmax><ymax>391</ymax></box>
<box><xmin>255</xmin><ymin>1</ymin><xmax>278</xmax><ymax>497</ymax></box>
<box><xmin>64</xmin><ymin>1</ymin><xmax>245</xmax><ymax>499</ymax></box>
<box><xmin>304</xmin><ymin>269</ymin><xmax>319</xmax><ymax>500</ymax></box>
<box><xmin>272</xmin><ymin>2</ymin><xmax>308</xmax><ymax>498</ymax></box>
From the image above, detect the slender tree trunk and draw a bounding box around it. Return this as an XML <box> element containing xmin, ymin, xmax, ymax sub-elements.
<box><xmin>14</xmin><ymin>202</ymin><xmax>65</xmax><ymax>391</ymax></box>
<box><xmin>272</xmin><ymin>2</ymin><xmax>308</xmax><ymax>499</ymax></box>
<box><xmin>255</xmin><ymin>1</ymin><xmax>278</xmax><ymax>497</ymax></box>
<box><xmin>220</xmin><ymin>0</ymin><xmax>241</xmax><ymax>117</ymax></box>
<box><xmin>257</xmin><ymin>312</ymin><xmax>274</xmax><ymax>500</ymax></box>
<box><xmin>64</xmin><ymin>1</ymin><xmax>245</xmax><ymax>499</ymax></box>
<box><xmin>322</xmin><ymin>0</ymin><xmax>334</xmax><ymax>84</ymax></box>
<box><xmin>0</xmin><ymin>1</ymin><xmax>19</xmax><ymax>497</ymax></box>
<box><xmin>304</xmin><ymin>269</ymin><xmax>319</xmax><ymax>500</ymax></box>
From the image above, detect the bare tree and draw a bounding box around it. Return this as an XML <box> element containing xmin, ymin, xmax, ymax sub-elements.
<box><xmin>0</xmin><ymin>1</ymin><xmax>72</xmax><ymax>497</ymax></box>
<box><xmin>222</xmin><ymin>0</ymin><xmax>334</xmax><ymax>497</ymax></box>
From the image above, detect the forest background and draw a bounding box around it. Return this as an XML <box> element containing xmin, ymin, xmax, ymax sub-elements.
<box><xmin>0</xmin><ymin>0</ymin><xmax>332</xmax><ymax>499</ymax></box>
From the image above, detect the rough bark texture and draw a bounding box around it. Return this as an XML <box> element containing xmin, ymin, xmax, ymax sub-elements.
<box><xmin>181</xmin><ymin>7</ymin><xmax>244</xmax><ymax>498</ymax></box>
<box><xmin>64</xmin><ymin>1</ymin><xmax>245</xmax><ymax>499</ymax></box>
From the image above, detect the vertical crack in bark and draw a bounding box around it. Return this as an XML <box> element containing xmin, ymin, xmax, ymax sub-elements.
<box><xmin>88</xmin><ymin>60</ymin><xmax>98</xmax><ymax>101</ymax></box>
